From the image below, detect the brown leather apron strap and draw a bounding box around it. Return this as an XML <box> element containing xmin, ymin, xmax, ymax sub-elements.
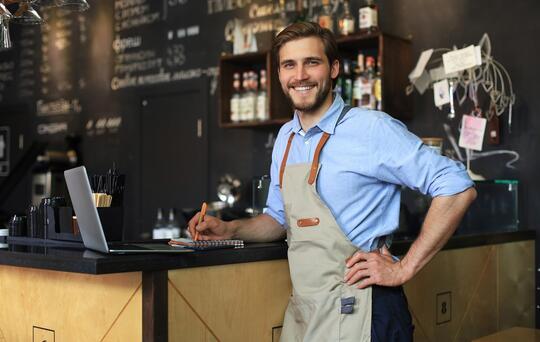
<box><xmin>279</xmin><ymin>133</ymin><xmax>296</xmax><ymax>188</ymax></box>
<box><xmin>308</xmin><ymin>132</ymin><xmax>330</xmax><ymax>185</ymax></box>
<box><xmin>281</xmin><ymin>104</ymin><xmax>352</xmax><ymax>188</ymax></box>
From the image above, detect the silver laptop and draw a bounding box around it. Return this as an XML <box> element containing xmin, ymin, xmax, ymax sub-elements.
<box><xmin>64</xmin><ymin>166</ymin><xmax>192</xmax><ymax>254</ymax></box>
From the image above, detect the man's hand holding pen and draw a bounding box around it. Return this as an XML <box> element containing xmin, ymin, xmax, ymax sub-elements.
<box><xmin>188</xmin><ymin>203</ymin><xmax>234</xmax><ymax>241</ymax></box>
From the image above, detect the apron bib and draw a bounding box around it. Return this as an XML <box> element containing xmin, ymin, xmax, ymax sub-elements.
<box><xmin>279</xmin><ymin>107</ymin><xmax>372</xmax><ymax>342</ymax></box>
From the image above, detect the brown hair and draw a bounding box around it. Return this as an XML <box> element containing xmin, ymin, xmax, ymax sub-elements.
<box><xmin>272</xmin><ymin>21</ymin><xmax>340</xmax><ymax>67</ymax></box>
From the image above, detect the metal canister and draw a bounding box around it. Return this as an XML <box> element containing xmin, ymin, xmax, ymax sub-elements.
<box><xmin>8</xmin><ymin>214</ymin><xmax>27</xmax><ymax>237</ymax></box>
<box><xmin>27</xmin><ymin>205</ymin><xmax>38</xmax><ymax>238</ymax></box>
<box><xmin>38</xmin><ymin>197</ymin><xmax>52</xmax><ymax>239</ymax></box>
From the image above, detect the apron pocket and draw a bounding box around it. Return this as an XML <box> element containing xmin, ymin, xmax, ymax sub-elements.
<box><xmin>338</xmin><ymin>286</ymin><xmax>372</xmax><ymax>342</ymax></box>
<box><xmin>281</xmin><ymin>294</ymin><xmax>339</xmax><ymax>341</ymax></box>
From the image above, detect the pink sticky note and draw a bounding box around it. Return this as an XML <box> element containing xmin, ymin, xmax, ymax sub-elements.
<box><xmin>459</xmin><ymin>114</ymin><xmax>487</xmax><ymax>151</ymax></box>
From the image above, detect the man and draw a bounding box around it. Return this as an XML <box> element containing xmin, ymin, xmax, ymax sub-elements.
<box><xmin>189</xmin><ymin>22</ymin><xmax>476</xmax><ymax>341</ymax></box>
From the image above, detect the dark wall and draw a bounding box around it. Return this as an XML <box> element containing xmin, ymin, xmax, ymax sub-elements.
<box><xmin>0</xmin><ymin>0</ymin><xmax>538</xmax><ymax>257</ymax></box>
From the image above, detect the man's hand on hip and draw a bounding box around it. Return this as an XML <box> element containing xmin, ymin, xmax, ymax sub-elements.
<box><xmin>344</xmin><ymin>246</ymin><xmax>412</xmax><ymax>288</ymax></box>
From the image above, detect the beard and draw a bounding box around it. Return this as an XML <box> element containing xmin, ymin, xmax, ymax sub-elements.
<box><xmin>282</xmin><ymin>77</ymin><xmax>333</xmax><ymax>113</ymax></box>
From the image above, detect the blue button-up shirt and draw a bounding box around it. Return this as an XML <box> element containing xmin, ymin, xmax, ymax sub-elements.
<box><xmin>265</xmin><ymin>94</ymin><xmax>474</xmax><ymax>251</ymax></box>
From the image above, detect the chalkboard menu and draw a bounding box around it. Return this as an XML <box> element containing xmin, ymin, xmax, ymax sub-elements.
<box><xmin>0</xmin><ymin>0</ymin><xmax>291</xmax><ymax>234</ymax></box>
<box><xmin>0</xmin><ymin>0</ymin><xmax>306</xmax><ymax>142</ymax></box>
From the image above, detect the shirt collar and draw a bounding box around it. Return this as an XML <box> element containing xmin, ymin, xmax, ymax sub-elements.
<box><xmin>290</xmin><ymin>93</ymin><xmax>345</xmax><ymax>136</ymax></box>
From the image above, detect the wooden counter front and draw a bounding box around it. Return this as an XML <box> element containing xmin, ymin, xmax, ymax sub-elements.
<box><xmin>0</xmin><ymin>233</ymin><xmax>535</xmax><ymax>341</ymax></box>
<box><xmin>0</xmin><ymin>267</ymin><xmax>142</xmax><ymax>341</ymax></box>
<box><xmin>0</xmin><ymin>259</ymin><xmax>292</xmax><ymax>342</ymax></box>
<box><xmin>168</xmin><ymin>260</ymin><xmax>291</xmax><ymax>341</ymax></box>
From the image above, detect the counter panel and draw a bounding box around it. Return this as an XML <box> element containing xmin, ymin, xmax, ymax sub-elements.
<box><xmin>168</xmin><ymin>259</ymin><xmax>291</xmax><ymax>341</ymax></box>
<box><xmin>405</xmin><ymin>240</ymin><xmax>534</xmax><ymax>341</ymax></box>
<box><xmin>0</xmin><ymin>266</ymin><xmax>142</xmax><ymax>341</ymax></box>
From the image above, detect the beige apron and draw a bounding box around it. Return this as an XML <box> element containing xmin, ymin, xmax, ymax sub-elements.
<box><xmin>279</xmin><ymin>107</ymin><xmax>372</xmax><ymax>342</ymax></box>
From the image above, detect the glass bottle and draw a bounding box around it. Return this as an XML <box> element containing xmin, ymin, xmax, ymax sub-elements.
<box><xmin>240</xmin><ymin>71</ymin><xmax>250</xmax><ymax>121</ymax></box>
<box><xmin>373</xmin><ymin>57</ymin><xmax>382</xmax><ymax>110</ymax></box>
<box><xmin>338</xmin><ymin>0</ymin><xmax>355</xmax><ymax>36</ymax></box>
<box><xmin>352</xmin><ymin>53</ymin><xmax>365</xmax><ymax>107</ymax></box>
<box><xmin>256</xmin><ymin>69</ymin><xmax>269</xmax><ymax>121</ymax></box>
<box><xmin>245</xmin><ymin>71</ymin><xmax>257</xmax><ymax>121</ymax></box>
<box><xmin>318</xmin><ymin>0</ymin><xmax>333</xmax><ymax>32</ymax></box>
<box><xmin>166</xmin><ymin>208</ymin><xmax>181</xmax><ymax>239</ymax></box>
<box><xmin>152</xmin><ymin>208</ymin><xmax>165</xmax><ymax>239</ymax></box>
<box><xmin>230</xmin><ymin>72</ymin><xmax>241</xmax><ymax>123</ymax></box>
<box><xmin>341</xmin><ymin>59</ymin><xmax>353</xmax><ymax>106</ymax></box>
<box><xmin>359</xmin><ymin>0</ymin><xmax>378</xmax><ymax>33</ymax></box>
<box><xmin>364</xmin><ymin>56</ymin><xmax>376</xmax><ymax>109</ymax></box>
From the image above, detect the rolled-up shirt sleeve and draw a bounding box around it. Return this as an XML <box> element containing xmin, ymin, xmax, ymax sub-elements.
<box><xmin>370</xmin><ymin>115</ymin><xmax>474</xmax><ymax>197</ymax></box>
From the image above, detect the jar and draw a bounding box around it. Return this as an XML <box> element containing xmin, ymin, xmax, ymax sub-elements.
<box><xmin>421</xmin><ymin>137</ymin><xmax>443</xmax><ymax>155</ymax></box>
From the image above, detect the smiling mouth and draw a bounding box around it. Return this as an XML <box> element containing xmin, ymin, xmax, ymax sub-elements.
<box><xmin>290</xmin><ymin>84</ymin><xmax>316</xmax><ymax>92</ymax></box>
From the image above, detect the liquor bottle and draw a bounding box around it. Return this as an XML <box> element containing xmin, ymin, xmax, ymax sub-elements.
<box><xmin>244</xmin><ymin>71</ymin><xmax>257</xmax><ymax>121</ymax></box>
<box><xmin>338</xmin><ymin>0</ymin><xmax>355</xmax><ymax>36</ymax></box>
<box><xmin>335</xmin><ymin>76</ymin><xmax>343</xmax><ymax>101</ymax></box>
<box><xmin>373</xmin><ymin>57</ymin><xmax>382</xmax><ymax>110</ymax></box>
<box><xmin>152</xmin><ymin>208</ymin><xmax>165</xmax><ymax>239</ymax></box>
<box><xmin>364</xmin><ymin>56</ymin><xmax>376</xmax><ymax>109</ymax></box>
<box><xmin>256</xmin><ymin>69</ymin><xmax>269</xmax><ymax>121</ymax></box>
<box><xmin>318</xmin><ymin>0</ymin><xmax>334</xmax><ymax>32</ymax></box>
<box><xmin>352</xmin><ymin>53</ymin><xmax>365</xmax><ymax>107</ymax></box>
<box><xmin>240</xmin><ymin>71</ymin><xmax>250</xmax><ymax>121</ymax></box>
<box><xmin>230</xmin><ymin>72</ymin><xmax>241</xmax><ymax>122</ymax></box>
<box><xmin>341</xmin><ymin>59</ymin><xmax>353</xmax><ymax>106</ymax></box>
<box><xmin>359</xmin><ymin>0</ymin><xmax>378</xmax><ymax>33</ymax></box>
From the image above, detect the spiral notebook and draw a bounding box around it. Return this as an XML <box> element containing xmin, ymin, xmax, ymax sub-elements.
<box><xmin>168</xmin><ymin>238</ymin><xmax>244</xmax><ymax>250</ymax></box>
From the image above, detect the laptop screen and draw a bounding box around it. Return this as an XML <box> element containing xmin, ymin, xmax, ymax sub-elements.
<box><xmin>64</xmin><ymin>166</ymin><xmax>110</xmax><ymax>253</ymax></box>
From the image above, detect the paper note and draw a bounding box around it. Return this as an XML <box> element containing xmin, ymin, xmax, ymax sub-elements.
<box><xmin>433</xmin><ymin>79</ymin><xmax>450</xmax><ymax>107</ymax></box>
<box><xmin>443</xmin><ymin>45</ymin><xmax>482</xmax><ymax>74</ymax></box>
<box><xmin>412</xmin><ymin>70</ymin><xmax>431</xmax><ymax>95</ymax></box>
<box><xmin>459</xmin><ymin>114</ymin><xmax>487</xmax><ymax>151</ymax></box>
<box><xmin>409</xmin><ymin>49</ymin><xmax>434</xmax><ymax>81</ymax></box>
<box><xmin>429</xmin><ymin>66</ymin><xmax>459</xmax><ymax>82</ymax></box>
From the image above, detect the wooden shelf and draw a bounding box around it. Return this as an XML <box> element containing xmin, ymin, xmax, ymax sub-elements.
<box><xmin>219</xmin><ymin>51</ymin><xmax>292</xmax><ymax>128</ymax></box>
<box><xmin>336</xmin><ymin>32</ymin><xmax>413</xmax><ymax>120</ymax></box>
<box><xmin>218</xmin><ymin>31</ymin><xmax>412</xmax><ymax>128</ymax></box>
<box><xmin>220</xmin><ymin>118</ymin><xmax>291</xmax><ymax>128</ymax></box>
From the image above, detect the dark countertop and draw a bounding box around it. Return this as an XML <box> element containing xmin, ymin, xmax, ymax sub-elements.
<box><xmin>0</xmin><ymin>240</ymin><xmax>289</xmax><ymax>274</ymax></box>
<box><xmin>391</xmin><ymin>229</ymin><xmax>535</xmax><ymax>255</ymax></box>
<box><xmin>0</xmin><ymin>230</ymin><xmax>534</xmax><ymax>275</ymax></box>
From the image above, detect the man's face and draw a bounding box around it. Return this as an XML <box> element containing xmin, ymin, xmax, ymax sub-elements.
<box><xmin>278</xmin><ymin>37</ymin><xmax>339</xmax><ymax>114</ymax></box>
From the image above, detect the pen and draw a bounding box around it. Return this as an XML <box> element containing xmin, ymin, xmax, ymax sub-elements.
<box><xmin>194</xmin><ymin>202</ymin><xmax>207</xmax><ymax>241</ymax></box>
